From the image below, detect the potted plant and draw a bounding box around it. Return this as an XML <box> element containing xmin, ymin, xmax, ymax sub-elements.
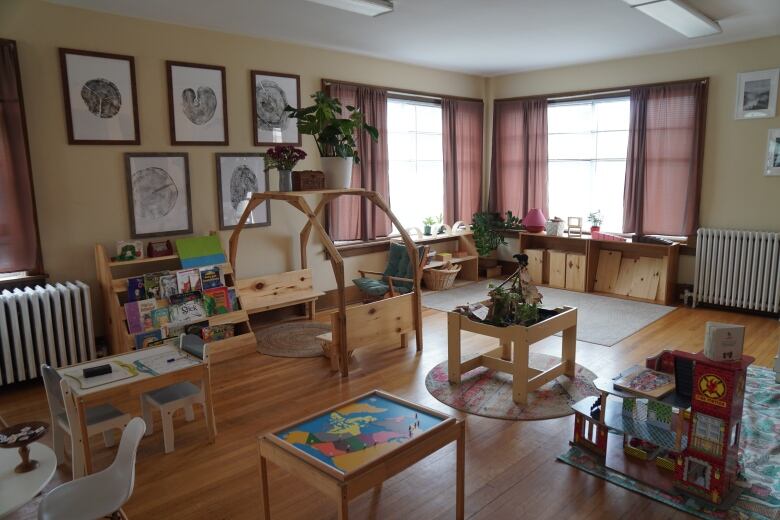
<box><xmin>471</xmin><ymin>212</ymin><xmax>507</xmax><ymax>267</ymax></box>
<box><xmin>587</xmin><ymin>210</ymin><xmax>603</xmax><ymax>233</ymax></box>
<box><xmin>265</xmin><ymin>145</ymin><xmax>307</xmax><ymax>192</ymax></box>
<box><xmin>422</xmin><ymin>215</ymin><xmax>440</xmax><ymax>236</ymax></box>
<box><xmin>285</xmin><ymin>91</ymin><xmax>379</xmax><ymax>189</ymax></box>
<box><xmin>502</xmin><ymin>210</ymin><xmax>522</xmax><ymax>231</ymax></box>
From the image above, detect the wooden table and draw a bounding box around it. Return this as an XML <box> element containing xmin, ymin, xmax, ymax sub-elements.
<box><xmin>0</xmin><ymin>442</ymin><xmax>57</xmax><ymax>518</ymax></box>
<box><xmin>448</xmin><ymin>306</ymin><xmax>578</xmax><ymax>404</ymax></box>
<box><xmin>257</xmin><ymin>390</ymin><xmax>465</xmax><ymax>520</ymax></box>
<box><xmin>58</xmin><ymin>344</ymin><xmax>216</xmax><ymax>473</ymax></box>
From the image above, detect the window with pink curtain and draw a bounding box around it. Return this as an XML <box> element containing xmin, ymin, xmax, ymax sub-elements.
<box><xmin>0</xmin><ymin>39</ymin><xmax>41</xmax><ymax>274</ymax></box>
<box><xmin>623</xmin><ymin>80</ymin><xmax>707</xmax><ymax>236</ymax></box>
<box><xmin>488</xmin><ymin>97</ymin><xmax>548</xmax><ymax>218</ymax></box>
<box><xmin>442</xmin><ymin>98</ymin><xmax>483</xmax><ymax>224</ymax></box>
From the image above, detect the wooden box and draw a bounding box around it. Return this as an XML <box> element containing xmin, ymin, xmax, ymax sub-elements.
<box><xmin>548</xmin><ymin>250</ymin><xmax>567</xmax><ymax>288</ymax></box>
<box><xmin>292</xmin><ymin>170</ymin><xmax>325</xmax><ymax>191</ymax></box>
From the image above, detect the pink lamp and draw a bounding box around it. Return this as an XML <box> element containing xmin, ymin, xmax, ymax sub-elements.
<box><xmin>523</xmin><ymin>208</ymin><xmax>547</xmax><ymax>233</ymax></box>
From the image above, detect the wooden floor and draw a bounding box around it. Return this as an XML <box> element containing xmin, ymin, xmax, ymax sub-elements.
<box><xmin>2</xmin><ymin>305</ymin><xmax>778</xmax><ymax>520</ymax></box>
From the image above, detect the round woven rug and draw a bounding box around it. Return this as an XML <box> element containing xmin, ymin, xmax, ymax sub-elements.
<box><xmin>255</xmin><ymin>322</ymin><xmax>331</xmax><ymax>358</ymax></box>
<box><xmin>425</xmin><ymin>352</ymin><xmax>599</xmax><ymax>420</ymax></box>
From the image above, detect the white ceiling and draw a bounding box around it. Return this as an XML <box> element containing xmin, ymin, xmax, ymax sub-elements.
<box><xmin>48</xmin><ymin>0</ymin><xmax>780</xmax><ymax>76</ymax></box>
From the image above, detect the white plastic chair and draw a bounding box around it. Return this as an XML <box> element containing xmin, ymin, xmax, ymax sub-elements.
<box><xmin>40</xmin><ymin>365</ymin><xmax>130</xmax><ymax>470</ymax></box>
<box><xmin>140</xmin><ymin>336</ymin><xmax>208</xmax><ymax>454</ymax></box>
<box><xmin>37</xmin><ymin>417</ymin><xmax>146</xmax><ymax>520</ymax></box>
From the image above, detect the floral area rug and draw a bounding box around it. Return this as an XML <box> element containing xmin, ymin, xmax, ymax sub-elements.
<box><xmin>557</xmin><ymin>366</ymin><xmax>780</xmax><ymax>520</ymax></box>
<box><xmin>425</xmin><ymin>352</ymin><xmax>599</xmax><ymax>420</ymax></box>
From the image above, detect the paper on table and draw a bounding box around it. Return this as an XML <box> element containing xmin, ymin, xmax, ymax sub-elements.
<box><xmin>62</xmin><ymin>362</ymin><xmax>136</xmax><ymax>390</ymax></box>
<box><xmin>135</xmin><ymin>351</ymin><xmax>200</xmax><ymax>376</ymax></box>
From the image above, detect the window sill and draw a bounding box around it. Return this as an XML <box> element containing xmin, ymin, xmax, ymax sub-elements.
<box><xmin>334</xmin><ymin>239</ymin><xmax>392</xmax><ymax>258</ymax></box>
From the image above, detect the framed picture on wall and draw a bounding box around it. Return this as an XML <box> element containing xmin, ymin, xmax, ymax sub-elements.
<box><xmin>167</xmin><ymin>61</ymin><xmax>229</xmax><ymax>145</ymax></box>
<box><xmin>765</xmin><ymin>129</ymin><xmax>780</xmax><ymax>177</ymax></box>
<box><xmin>125</xmin><ymin>153</ymin><xmax>192</xmax><ymax>238</ymax></box>
<box><xmin>59</xmin><ymin>48</ymin><xmax>140</xmax><ymax>144</ymax></box>
<box><xmin>735</xmin><ymin>68</ymin><xmax>779</xmax><ymax>119</ymax></box>
<box><xmin>215</xmin><ymin>153</ymin><xmax>270</xmax><ymax>230</ymax></box>
<box><xmin>251</xmin><ymin>70</ymin><xmax>301</xmax><ymax>146</ymax></box>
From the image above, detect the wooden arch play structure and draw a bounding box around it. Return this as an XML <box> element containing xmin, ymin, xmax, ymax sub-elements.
<box><xmin>228</xmin><ymin>188</ymin><xmax>423</xmax><ymax>377</ymax></box>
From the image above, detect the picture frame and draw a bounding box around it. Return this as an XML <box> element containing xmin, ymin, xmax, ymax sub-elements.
<box><xmin>125</xmin><ymin>153</ymin><xmax>193</xmax><ymax>238</ymax></box>
<box><xmin>765</xmin><ymin>129</ymin><xmax>780</xmax><ymax>177</ymax></box>
<box><xmin>251</xmin><ymin>70</ymin><xmax>301</xmax><ymax>146</ymax></box>
<box><xmin>167</xmin><ymin>61</ymin><xmax>229</xmax><ymax>145</ymax></box>
<box><xmin>735</xmin><ymin>68</ymin><xmax>779</xmax><ymax>120</ymax></box>
<box><xmin>215</xmin><ymin>153</ymin><xmax>271</xmax><ymax>230</ymax></box>
<box><xmin>59</xmin><ymin>48</ymin><xmax>140</xmax><ymax>144</ymax></box>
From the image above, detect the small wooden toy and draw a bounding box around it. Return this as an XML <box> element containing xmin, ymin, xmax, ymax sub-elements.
<box><xmin>567</xmin><ymin>217</ymin><xmax>583</xmax><ymax>237</ymax></box>
<box><xmin>147</xmin><ymin>239</ymin><xmax>173</xmax><ymax>258</ymax></box>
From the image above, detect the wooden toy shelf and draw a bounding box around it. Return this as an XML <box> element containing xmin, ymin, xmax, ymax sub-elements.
<box><xmin>514</xmin><ymin>232</ymin><xmax>679</xmax><ymax>305</ymax></box>
<box><xmin>408</xmin><ymin>232</ymin><xmax>479</xmax><ymax>283</ymax></box>
<box><xmin>95</xmin><ymin>244</ymin><xmax>256</xmax><ymax>364</ymax></box>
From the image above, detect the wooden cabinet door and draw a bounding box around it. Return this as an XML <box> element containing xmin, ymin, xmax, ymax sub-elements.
<box><xmin>548</xmin><ymin>251</ymin><xmax>567</xmax><ymax>288</ymax></box>
<box><xmin>565</xmin><ymin>253</ymin><xmax>586</xmax><ymax>291</ymax></box>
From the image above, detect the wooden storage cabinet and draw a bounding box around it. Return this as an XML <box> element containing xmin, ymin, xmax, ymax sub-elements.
<box><xmin>548</xmin><ymin>251</ymin><xmax>567</xmax><ymax>288</ymax></box>
<box><xmin>418</xmin><ymin>232</ymin><xmax>479</xmax><ymax>284</ymax></box>
<box><xmin>565</xmin><ymin>253</ymin><xmax>586</xmax><ymax>291</ymax></box>
<box><xmin>524</xmin><ymin>249</ymin><xmax>545</xmax><ymax>284</ymax></box>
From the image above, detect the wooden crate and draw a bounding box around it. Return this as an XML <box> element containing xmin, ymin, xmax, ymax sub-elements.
<box><xmin>565</xmin><ymin>253</ymin><xmax>586</xmax><ymax>291</ymax></box>
<box><xmin>548</xmin><ymin>250</ymin><xmax>567</xmax><ymax>288</ymax></box>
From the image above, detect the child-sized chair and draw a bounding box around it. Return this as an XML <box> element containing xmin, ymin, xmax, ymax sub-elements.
<box><xmin>140</xmin><ymin>335</ymin><xmax>208</xmax><ymax>454</ymax></box>
<box><xmin>40</xmin><ymin>365</ymin><xmax>130</xmax><ymax>469</ymax></box>
<box><xmin>353</xmin><ymin>242</ymin><xmax>429</xmax><ymax>300</ymax></box>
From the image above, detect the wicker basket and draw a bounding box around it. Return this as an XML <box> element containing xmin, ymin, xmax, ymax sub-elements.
<box><xmin>423</xmin><ymin>264</ymin><xmax>461</xmax><ymax>291</ymax></box>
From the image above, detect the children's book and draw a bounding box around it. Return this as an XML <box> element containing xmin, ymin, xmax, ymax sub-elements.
<box><xmin>134</xmin><ymin>329</ymin><xmax>163</xmax><ymax>350</ymax></box>
<box><xmin>613</xmin><ymin>365</ymin><xmax>675</xmax><ymax>399</ymax></box>
<box><xmin>201</xmin><ymin>324</ymin><xmax>235</xmax><ymax>342</ymax></box>
<box><xmin>125</xmin><ymin>298</ymin><xmax>157</xmax><ymax>334</ymax></box>
<box><xmin>176</xmin><ymin>268</ymin><xmax>202</xmax><ymax>293</ymax></box>
<box><xmin>228</xmin><ymin>287</ymin><xmax>240</xmax><ymax>311</ymax></box>
<box><xmin>184</xmin><ymin>320</ymin><xmax>209</xmax><ymax>338</ymax></box>
<box><xmin>203</xmin><ymin>286</ymin><xmax>231</xmax><ymax>316</ymax></box>
<box><xmin>151</xmin><ymin>307</ymin><xmax>170</xmax><ymax>328</ymax></box>
<box><xmin>169</xmin><ymin>299</ymin><xmax>207</xmax><ymax>323</ymax></box>
<box><xmin>159</xmin><ymin>274</ymin><xmax>178</xmax><ymax>300</ymax></box>
<box><xmin>199</xmin><ymin>265</ymin><xmax>224</xmax><ymax>290</ymax></box>
<box><xmin>143</xmin><ymin>271</ymin><xmax>169</xmax><ymax>300</ymax></box>
<box><xmin>169</xmin><ymin>291</ymin><xmax>202</xmax><ymax>305</ymax></box>
<box><xmin>126</xmin><ymin>276</ymin><xmax>146</xmax><ymax>302</ymax></box>
<box><xmin>176</xmin><ymin>236</ymin><xmax>226</xmax><ymax>268</ymax></box>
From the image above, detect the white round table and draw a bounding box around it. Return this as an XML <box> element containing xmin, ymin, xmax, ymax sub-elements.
<box><xmin>0</xmin><ymin>442</ymin><xmax>57</xmax><ymax>518</ymax></box>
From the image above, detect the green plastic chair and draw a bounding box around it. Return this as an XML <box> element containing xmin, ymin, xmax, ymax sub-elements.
<box><xmin>353</xmin><ymin>242</ymin><xmax>429</xmax><ymax>300</ymax></box>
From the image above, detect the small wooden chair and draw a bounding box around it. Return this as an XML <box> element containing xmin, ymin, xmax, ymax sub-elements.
<box><xmin>353</xmin><ymin>243</ymin><xmax>429</xmax><ymax>301</ymax></box>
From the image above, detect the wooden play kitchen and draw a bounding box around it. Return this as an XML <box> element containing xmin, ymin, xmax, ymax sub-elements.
<box><xmin>447</xmin><ymin>305</ymin><xmax>578</xmax><ymax>405</ymax></box>
<box><xmin>256</xmin><ymin>390</ymin><xmax>465</xmax><ymax>520</ymax></box>
<box><xmin>516</xmin><ymin>233</ymin><xmax>679</xmax><ymax>305</ymax></box>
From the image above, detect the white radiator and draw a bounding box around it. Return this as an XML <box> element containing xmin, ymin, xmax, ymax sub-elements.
<box><xmin>0</xmin><ymin>282</ymin><xmax>96</xmax><ymax>385</ymax></box>
<box><xmin>693</xmin><ymin>228</ymin><xmax>780</xmax><ymax>313</ymax></box>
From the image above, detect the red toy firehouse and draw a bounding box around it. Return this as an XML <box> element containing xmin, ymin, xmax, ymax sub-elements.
<box><xmin>672</xmin><ymin>350</ymin><xmax>754</xmax><ymax>505</ymax></box>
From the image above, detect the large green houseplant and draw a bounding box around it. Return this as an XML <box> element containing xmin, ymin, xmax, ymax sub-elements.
<box><xmin>285</xmin><ymin>91</ymin><xmax>379</xmax><ymax>189</ymax></box>
<box><xmin>472</xmin><ymin>212</ymin><xmax>507</xmax><ymax>266</ymax></box>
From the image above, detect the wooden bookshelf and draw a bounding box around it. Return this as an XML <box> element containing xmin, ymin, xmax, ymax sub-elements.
<box><xmin>407</xmin><ymin>231</ymin><xmax>479</xmax><ymax>283</ymax></box>
<box><xmin>94</xmin><ymin>244</ymin><xmax>256</xmax><ymax>363</ymax></box>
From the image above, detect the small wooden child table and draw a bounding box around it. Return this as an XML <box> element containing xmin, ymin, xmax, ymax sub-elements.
<box><xmin>447</xmin><ymin>305</ymin><xmax>578</xmax><ymax>405</ymax></box>
<box><xmin>257</xmin><ymin>390</ymin><xmax>466</xmax><ymax>520</ymax></box>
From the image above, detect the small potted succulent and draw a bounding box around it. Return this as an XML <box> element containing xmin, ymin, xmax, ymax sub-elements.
<box><xmin>422</xmin><ymin>215</ymin><xmax>441</xmax><ymax>236</ymax></box>
<box><xmin>265</xmin><ymin>145</ymin><xmax>307</xmax><ymax>192</ymax></box>
<box><xmin>587</xmin><ymin>210</ymin><xmax>603</xmax><ymax>234</ymax></box>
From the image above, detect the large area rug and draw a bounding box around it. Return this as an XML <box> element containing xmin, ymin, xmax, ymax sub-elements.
<box><xmin>557</xmin><ymin>366</ymin><xmax>780</xmax><ymax>520</ymax></box>
<box><xmin>255</xmin><ymin>322</ymin><xmax>331</xmax><ymax>358</ymax></box>
<box><xmin>425</xmin><ymin>352</ymin><xmax>599</xmax><ymax>420</ymax></box>
<box><xmin>422</xmin><ymin>279</ymin><xmax>676</xmax><ymax>346</ymax></box>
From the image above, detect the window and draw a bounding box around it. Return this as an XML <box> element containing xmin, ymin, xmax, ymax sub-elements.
<box><xmin>547</xmin><ymin>97</ymin><xmax>630</xmax><ymax>232</ymax></box>
<box><xmin>387</xmin><ymin>98</ymin><xmax>444</xmax><ymax>233</ymax></box>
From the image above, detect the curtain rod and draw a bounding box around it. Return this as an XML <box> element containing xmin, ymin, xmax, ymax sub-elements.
<box><xmin>321</xmin><ymin>78</ymin><xmax>483</xmax><ymax>103</ymax></box>
<box><xmin>495</xmin><ymin>77</ymin><xmax>709</xmax><ymax>103</ymax></box>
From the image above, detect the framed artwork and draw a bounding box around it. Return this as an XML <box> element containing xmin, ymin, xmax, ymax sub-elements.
<box><xmin>735</xmin><ymin>68</ymin><xmax>779</xmax><ymax>120</ymax></box>
<box><xmin>59</xmin><ymin>48</ymin><xmax>140</xmax><ymax>144</ymax></box>
<box><xmin>251</xmin><ymin>70</ymin><xmax>301</xmax><ymax>146</ymax></box>
<box><xmin>765</xmin><ymin>129</ymin><xmax>780</xmax><ymax>177</ymax></box>
<box><xmin>167</xmin><ymin>61</ymin><xmax>229</xmax><ymax>145</ymax></box>
<box><xmin>125</xmin><ymin>153</ymin><xmax>192</xmax><ymax>238</ymax></box>
<box><xmin>216</xmin><ymin>153</ymin><xmax>270</xmax><ymax>230</ymax></box>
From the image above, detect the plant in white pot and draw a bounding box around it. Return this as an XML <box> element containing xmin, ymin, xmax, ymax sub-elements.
<box><xmin>285</xmin><ymin>91</ymin><xmax>379</xmax><ymax>189</ymax></box>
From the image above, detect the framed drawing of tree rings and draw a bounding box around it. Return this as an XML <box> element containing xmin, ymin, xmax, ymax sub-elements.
<box><xmin>251</xmin><ymin>70</ymin><xmax>301</xmax><ymax>146</ymax></box>
<box><xmin>167</xmin><ymin>61</ymin><xmax>229</xmax><ymax>145</ymax></box>
<box><xmin>215</xmin><ymin>153</ymin><xmax>270</xmax><ymax>230</ymax></box>
<box><xmin>125</xmin><ymin>153</ymin><xmax>192</xmax><ymax>238</ymax></box>
<box><xmin>59</xmin><ymin>48</ymin><xmax>140</xmax><ymax>144</ymax></box>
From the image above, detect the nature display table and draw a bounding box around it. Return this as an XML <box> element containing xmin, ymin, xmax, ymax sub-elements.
<box><xmin>257</xmin><ymin>390</ymin><xmax>465</xmax><ymax>520</ymax></box>
<box><xmin>447</xmin><ymin>306</ymin><xmax>577</xmax><ymax>405</ymax></box>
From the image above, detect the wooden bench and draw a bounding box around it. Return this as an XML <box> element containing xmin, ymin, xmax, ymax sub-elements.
<box><xmin>235</xmin><ymin>269</ymin><xmax>324</xmax><ymax>320</ymax></box>
<box><xmin>317</xmin><ymin>293</ymin><xmax>415</xmax><ymax>371</ymax></box>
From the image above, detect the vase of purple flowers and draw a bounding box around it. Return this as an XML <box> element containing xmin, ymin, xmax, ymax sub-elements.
<box><xmin>266</xmin><ymin>145</ymin><xmax>307</xmax><ymax>192</ymax></box>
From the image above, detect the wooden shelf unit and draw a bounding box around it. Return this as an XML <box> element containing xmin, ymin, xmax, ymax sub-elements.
<box><xmin>412</xmin><ymin>232</ymin><xmax>479</xmax><ymax>283</ymax></box>
<box><xmin>95</xmin><ymin>244</ymin><xmax>256</xmax><ymax>364</ymax></box>
<box><xmin>515</xmin><ymin>233</ymin><xmax>679</xmax><ymax>306</ymax></box>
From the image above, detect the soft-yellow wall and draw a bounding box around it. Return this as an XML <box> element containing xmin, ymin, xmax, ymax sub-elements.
<box><xmin>0</xmin><ymin>0</ymin><xmax>484</xmax><ymax>332</ymax></box>
<box><xmin>487</xmin><ymin>35</ymin><xmax>780</xmax><ymax>283</ymax></box>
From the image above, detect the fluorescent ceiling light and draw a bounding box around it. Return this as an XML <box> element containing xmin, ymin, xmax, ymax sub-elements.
<box><xmin>305</xmin><ymin>0</ymin><xmax>393</xmax><ymax>17</ymax></box>
<box><xmin>625</xmin><ymin>0</ymin><xmax>721</xmax><ymax>38</ymax></box>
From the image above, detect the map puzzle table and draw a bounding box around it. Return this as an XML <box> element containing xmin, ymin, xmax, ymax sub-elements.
<box><xmin>257</xmin><ymin>390</ymin><xmax>465</xmax><ymax>519</ymax></box>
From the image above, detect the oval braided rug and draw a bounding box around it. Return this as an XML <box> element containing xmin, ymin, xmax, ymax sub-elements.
<box><xmin>425</xmin><ymin>352</ymin><xmax>599</xmax><ymax>421</ymax></box>
<box><xmin>255</xmin><ymin>322</ymin><xmax>331</xmax><ymax>358</ymax></box>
